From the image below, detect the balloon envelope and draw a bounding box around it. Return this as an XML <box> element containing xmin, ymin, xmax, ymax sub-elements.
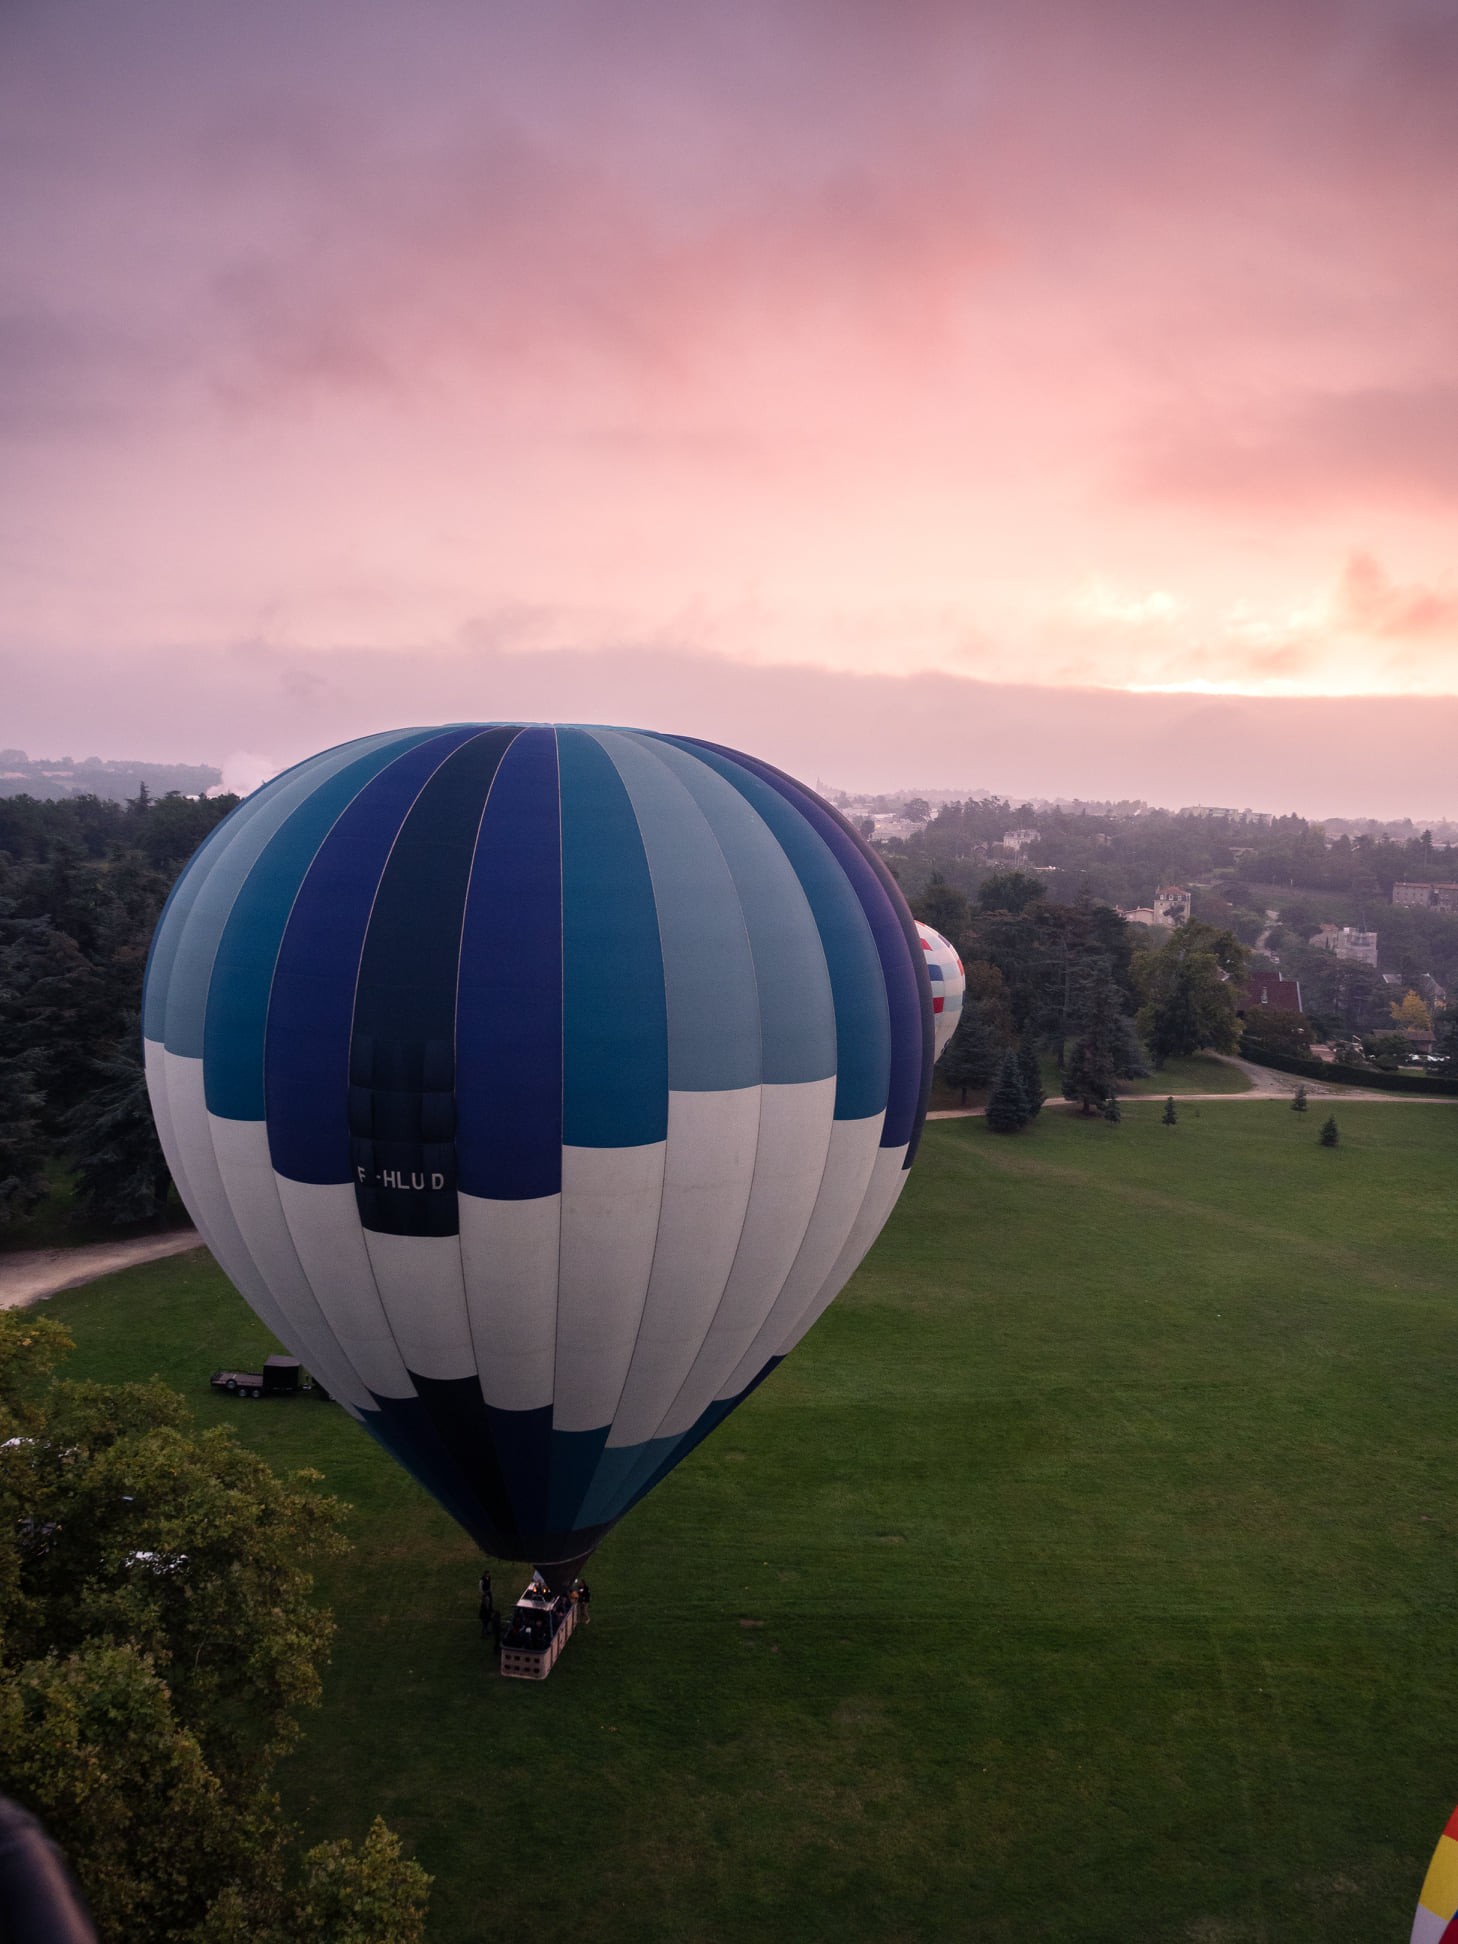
<box><xmin>915</xmin><ymin>921</ymin><xmax>965</xmax><ymax>1059</ymax></box>
<box><xmin>144</xmin><ymin>726</ymin><xmax>932</xmax><ymax>1572</ymax></box>
<box><xmin>1413</xmin><ymin>1801</ymin><xmax>1458</xmax><ymax>1943</ymax></box>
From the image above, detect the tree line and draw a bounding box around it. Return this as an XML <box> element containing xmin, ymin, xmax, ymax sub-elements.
<box><xmin>0</xmin><ymin>789</ymin><xmax>239</xmax><ymax>1229</ymax></box>
<box><xmin>914</xmin><ymin>870</ymin><xmax>1249</xmax><ymax>1125</ymax></box>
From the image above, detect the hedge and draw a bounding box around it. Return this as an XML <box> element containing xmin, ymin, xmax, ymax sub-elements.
<box><xmin>1238</xmin><ymin>1041</ymin><xmax>1458</xmax><ymax>1096</ymax></box>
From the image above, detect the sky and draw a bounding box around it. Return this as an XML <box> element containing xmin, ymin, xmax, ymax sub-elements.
<box><xmin>4</xmin><ymin>0</ymin><xmax>1458</xmax><ymax>813</ymax></box>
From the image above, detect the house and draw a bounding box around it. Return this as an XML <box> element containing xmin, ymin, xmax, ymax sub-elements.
<box><xmin>1153</xmin><ymin>885</ymin><xmax>1191</xmax><ymax>926</ymax></box>
<box><xmin>1309</xmin><ymin>925</ymin><xmax>1378</xmax><ymax>967</ymax></box>
<box><xmin>1392</xmin><ymin>882</ymin><xmax>1458</xmax><ymax>911</ymax></box>
<box><xmin>1002</xmin><ymin>828</ymin><xmax>1040</xmax><ymax>855</ymax></box>
<box><xmin>1242</xmin><ymin>973</ymin><xmax>1303</xmax><ymax>1013</ymax></box>
<box><xmin>1418</xmin><ymin>972</ymin><xmax>1448</xmax><ymax>1010</ymax></box>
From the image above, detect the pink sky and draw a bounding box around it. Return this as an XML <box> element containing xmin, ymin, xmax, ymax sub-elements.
<box><xmin>4</xmin><ymin>1</ymin><xmax>1457</xmax><ymax>812</ymax></box>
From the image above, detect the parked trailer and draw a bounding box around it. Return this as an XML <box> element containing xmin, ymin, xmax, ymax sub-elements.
<box><xmin>499</xmin><ymin>1578</ymin><xmax>583</xmax><ymax>1681</ymax></box>
<box><xmin>209</xmin><ymin>1355</ymin><xmax>318</xmax><ymax>1399</ymax></box>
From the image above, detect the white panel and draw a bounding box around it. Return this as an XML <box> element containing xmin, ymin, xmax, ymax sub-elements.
<box><xmin>158</xmin><ymin>1052</ymin><xmax>310</xmax><ymax>1360</ymax></box>
<box><xmin>1412</xmin><ymin>1908</ymin><xmax>1448</xmax><ymax>1944</ymax></box>
<box><xmin>364</xmin><ymin>1230</ymin><xmax>474</xmax><ymax>1382</ymax></box>
<box><xmin>552</xmin><ymin>1141</ymin><xmax>666</xmax><ymax>1433</ymax></box>
<box><xmin>606</xmin><ymin>1086</ymin><xmax>761</xmax><ymax>1448</ymax></box>
<box><xmin>713</xmin><ymin>1111</ymin><xmax>883</xmax><ymax>1401</ymax></box>
<box><xmin>654</xmin><ymin>1077</ymin><xmax>836</xmax><ymax>1440</ymax></box>
<box><xmin>274</xmin><ymin>1177</ymin><xmax>414</xmax><ymax>1398</ymax></box>
<box><xmin>206</xmin><ymin>1116</ymin><xmax>373</xmax><ymax>1412</ymax></box>
<box><xmin>459</xmin><ymin>1192</ymin><xmax>560</xmax><ymax>1414</ymax></box>
<box><xmin>145</xmin><ymin>1038</ymin><xmax>195</xmax><ymax>1215</ymax></box>
<box><xmin>771</xmin><ymin>1143</ymin><xmax>911</xmax><ymax>1360</ymax></box>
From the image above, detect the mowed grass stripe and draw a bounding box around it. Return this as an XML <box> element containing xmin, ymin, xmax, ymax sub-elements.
<box><xmin>34</xmin><ymin>1099</ymin><xmax>1458</xmax><ymax>1942</ymax></box>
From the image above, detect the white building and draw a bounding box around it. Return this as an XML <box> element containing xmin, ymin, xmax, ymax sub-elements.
<box><xmin>1002</xmin><ymin>828</ymin><xmax>1041</xmax><ymax>855</ymax></box>
<box><xmin>1310</xmin><ymin>925</ymin><xmax>1378</xmax><ymax>967</ymax></box>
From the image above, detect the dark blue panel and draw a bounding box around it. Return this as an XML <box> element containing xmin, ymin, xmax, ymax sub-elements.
<box><xmin>455</xmin><ymin>726</ymin><xmax>563</xmax><ymax>1199</ymax></box>
<box><xmin>649</xmin><ymin>736</ymin><xmax>890</xmax><ymax>1121</ymax></box>
<box><xmin>545</xmin><ymin>1425</ymin><xmax>610</xmax><ymax>1533</ymax></box>
<box><xmin>678</xmin><ymin>740</ymin><xmax>931</xmax><ymax>1160</ymax></box>
<box><xmin>204</xmin><ymin>730</ymin><xmax>446</xmax><ymax>1120</ymax></box>
<box><xmin>557</xmin><ymin>727</ymin><xmax>668</xmax><ymax>1148</ymax></box>
<box><xmin>264</xmin><ymin>727</ymin><xmax>485</xmax><ymax>1185</ymax></box>
<box><xmin>349</xmin><ymin>728</ymin><xmax>521</xmax><ymax>1236</ymax></box>
<box><xmin>484</xmin><ymin>1401</ymin><xmax>553</xmax><ymax>1538</ymax></box>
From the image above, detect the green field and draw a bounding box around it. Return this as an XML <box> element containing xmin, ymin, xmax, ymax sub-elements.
<box><xmin>928</xmin><ymin>1050</ymin><xmax>1252</xmax><ymax>1113</ymax></box>
<box><xmin>37</xmin><ymin>1099</ymin><xmax>1458</xmax><ymax>1942</ymax></box>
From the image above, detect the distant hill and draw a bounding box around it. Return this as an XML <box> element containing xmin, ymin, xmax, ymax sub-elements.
<box><xmin>0</xmin><ymin>749</ymin><xmax>221</xmax><ymax>803</ymax></box>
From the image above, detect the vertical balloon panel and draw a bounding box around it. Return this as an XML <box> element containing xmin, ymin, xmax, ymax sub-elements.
<box><xmin>143</xmin><ymin>725</ymin><xmax>932</xmax><ymax>1574</ymax></box>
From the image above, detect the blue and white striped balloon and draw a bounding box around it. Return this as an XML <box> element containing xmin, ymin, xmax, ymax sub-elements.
<box><xmin>144</xmin><ymin>726</ymin><xmax>932</xmax><ymax>1580</ymax></box>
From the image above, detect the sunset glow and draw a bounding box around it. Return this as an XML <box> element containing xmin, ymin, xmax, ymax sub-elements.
<box><xmin>4</xmin><ymin>0</ymin><xmax>1457</xmax><ymax>807</ymax></box>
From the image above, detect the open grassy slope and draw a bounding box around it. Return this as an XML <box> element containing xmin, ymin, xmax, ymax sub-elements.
<box><xmin>40</xmin><ymin>1099</ymin><xmax>1458</xmax><ymax>1943</ymax></box>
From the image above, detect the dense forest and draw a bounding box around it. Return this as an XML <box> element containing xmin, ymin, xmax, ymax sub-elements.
<box><xmin>0</xmin><ymin>788</ymin><xmax>239</xmax><ymax>1227</ymax></box>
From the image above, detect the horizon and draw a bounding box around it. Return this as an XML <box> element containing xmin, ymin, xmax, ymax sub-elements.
<box><xmin>5</xmin><ymin>3</ymin><xmax>1456</xmax><ymax>818</ymax></box>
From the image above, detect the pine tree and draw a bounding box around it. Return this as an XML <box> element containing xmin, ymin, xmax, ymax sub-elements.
<box><xmin>937</xmin><ymin>998</ymin><xmax>1003</xmax><ymax>1104</ymax></box>
<box><xmin>1063</xmin><ymin>976</ymin><xmax>1122</xmax><ymax>1114</ymax></box>
<box><xmin>1101</xmin><ymin>1093</ymin><xmax>1122</xmax><ymax>1123</ymax></box>
<box><xmin>1292</xmin><ymin>1084</ymin><xmax>1308</xmax><ymax>1113</ymax></box>
<box><xmin>1319</xmin><ymin>1115</ymin><xmax>1339</xmax><ymax>1147</ymax></box>
<box><xmin>1162</xmin><ymin>1095</ymin><xmax>1177</xmax><ymax>1125</ymax></box>
<box><xmin>985</xmin><ymin>1051</ymin><xmax>1031</xmax><ymax>1133</ymax></box>
<box><xmin>1017</xmin><ymin>1031</ymin><xmax>1045</xmax><ymax>1118</ymax></box>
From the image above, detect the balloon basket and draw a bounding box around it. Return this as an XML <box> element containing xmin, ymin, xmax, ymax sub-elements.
<box><xmin>499</xmin><ymin>1577</ymin><xmax>586</xmax><ymax>1681</ymax></box>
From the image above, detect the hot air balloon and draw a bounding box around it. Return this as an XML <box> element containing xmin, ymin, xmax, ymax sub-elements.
<box><xmin>143</xmin><ymin>726</ymin><xmax>932</xmax><ymax>1593</ymax></box>
<box><xmin>914</xmin><ymin>921</ymin><xmax>965</xmax><ymax>1060</ymax></box>
<box><xmin>1413</xmin><ymin>1802</ymin><xmax>1458</xmax><ymax>1943</ymax></box>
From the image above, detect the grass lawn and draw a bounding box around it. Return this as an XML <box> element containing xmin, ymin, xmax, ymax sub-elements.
<box><xmin>928</xmin><ymin>1050</ymin><xmax>1251</xmax><ymax>1112</ymax></box>
<box><xmin>37</xmin><ymin>1099</ymin><xmax>1458</xmax><ymax>1943</ymax></box>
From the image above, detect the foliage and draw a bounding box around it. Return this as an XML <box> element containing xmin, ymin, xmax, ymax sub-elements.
<box><xmin>908</xmin><ymin>873</ymin><xmax>970</xmax><ymax>942</ymax></box>
<box><xmin>975</xmin><ymin>871</ymin><xmax>1048</xmax><ymax>916</ymax></box>
<box><xmin>1162</xmin><ymin>1096</ymin><xmax>1177</xmax><ymax>1125</ymax></box>
<box><xmin>0</xmin><ymin>790</ymin><xmax>237</xmax><ymax>1229</ymax></box>
<box><xmin>62</xmin><ymin>1021</ymin><xmax>171</xmax><ymax>1225</ymax></box>
<box><xmin>984</xmin><ymin>1052</ymin><xmax>1031</xmax><ymax>1133</ymax></box>
<box><xmin>1016</xmin><ymin>1033</ymin><xmax>1044</xmax><ymax>1118</ymax></box>
<box><xmin>1319</xmin><ymin>1115</ymin><xmax>1339</xmax><ymax>1147</ymax></box>
<box><xmin>1100</xmin><ymin>1093</ymin><xmax>1122</xmax><ymax>1122</ymax></box>
<box><xmin>1239</xmin><ymin>1006</ymin><xmax>1313</xmax><ymax>1056</ymax></box>
<box><xmin>1390</xmin><ymin>989</ymin><xmax>1433</xmax><ymax>1032</ymax></box>
<box><xmin>1292</xmin><ymin>1085</ymin><xmax>1308</xmax><ymax>1112</ymax></box>
<box><xmin>0</xmin><ymin>1312</ymin><xmax>427</xmax><ymax>1943</ymax></box>
<box><xmin>1062</xmin><ymin>974</ymin><xmax>1125</xmax><ymax>1114</ymax></box>
<box><xmin>1135</xmin><ymin>922</ymin><xmax>1248</xmax><ymax>1066</ymax></box>
<box><xmin>935</xmin><ymin>999</ymin><xmax>1003</xmax><ymax>1103</ymax></box>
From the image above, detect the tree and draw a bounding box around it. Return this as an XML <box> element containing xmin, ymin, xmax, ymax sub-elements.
<box><xmin>1319</xmin><ymin>1115</ymin><xmax>1339</xmax><ymax>1147</ymax></box>
<box><xmin>984</xmin><ymin>1051</ymin><xmax>1031</xmax><ymax>1132</ymax></box>
<box><xmin>1292</xmin><ymin>1085</ymin><xmax>1308</xmax><ymax>1112</ymax></box>
<box><xmin>1101</xmin><ymin>1093</ymin><xmax>1122</xmax><ymax>1123</ymax></box>
<box><xmin>1134</xmin><ymin>921</ymin><xmax>1248</xmax><ymax>1067</ymax></box>
<box><xmin>63</xmin><ymin>1021</ymin><xmax>172</xmax><ymax>1225</ymax></box>
<box><xmin>975</xmin><ymin>871</ymin><xmax>1047</xmax><ymax>916</ymax></box>
<box><xmin>901</xmin><ymin>798</ymin><xmax>931</xmax><ymax>826</ymax></box>
<box><xmin>0</xmin><ymin>1049</ymin><xmax>47</xmax><ymax>1223</ymax></box>
<box><xmin>1016</xmin><ymin>1031</ymin><xmax>1045</xmax><ymax>1118</ymax></box>
<box><xmin>1062</xmin><ymin>976</ymin><xmax>1124</xmax><ymax>1114</ymax></box>
<box><xmin>0</xmin><ymin>1312</ymin><xmax>430</xmax><ymax>1942</ymax></box>
<box><xmin>1162</xmin><ymin>1096</ymin><xmax>1177</xmax><ymax>1125</ymax></box>
<box><xmin>1240</xmin><ymin>1007</ymin><xmax>1314</xmax><ymax>1057</ymax></box>
<box><xmin>936</xmin><ymin>999</ymin><xmax>1003</xmax><ymax>1103</ymax></box>
<box><xmin>910</xmin><ymin>873</ymin><xmax>970</xmax><ymax>942</ymax></box>
<box><xmin>1391</xmin><ymin>989</ymin><xmax>1433</xmax><ymax>1033</ymax></box>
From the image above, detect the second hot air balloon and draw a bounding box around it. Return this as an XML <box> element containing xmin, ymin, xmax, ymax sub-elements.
<box><xmin>143</xmin><ymin>725</ymin><xmax>932</xmax><ymax>1591</ymax></box>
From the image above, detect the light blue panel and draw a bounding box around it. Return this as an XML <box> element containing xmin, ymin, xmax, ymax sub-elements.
<box><xmin>649</xmin><ymin>735</ymin><xmax>890</xmax><ymax>1119</ymax></box>
<box><xmin>589</xmin><ymin>730</ymin><xmax>759</xmax><ymax>1094</ymax></box>
<box><xmin>161</xmin><ymin>732</ymin><xmax>417</xmax><ymax>1058</ymax></box>
<box><xmin>557</xmin><ymin>727</ymin><xmax>667</xmax><ymax>1148</ymax></box>
<box><xmin>203</xmin><ymin>728</ymin><xmax>448</xmax><ymax>1119</ymax></box>
<box><xmin>621</xmin><ymin>732</ymin><xmax>834</xmax><ymax>1086</ymax></box>
<box><xmin>142</xmin><ymin>749</ymin><xmax>339</xmax><ymax>1045</ymax></box>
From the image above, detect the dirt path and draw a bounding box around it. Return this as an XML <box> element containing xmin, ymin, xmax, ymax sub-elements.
<box><xmin>0</xmin><ymin>1230</ymin><xmax>205</xmax><ymax>1311</ymax></box>
<box><xmin>926</xmin><ymin>1056</ymin><xmax>1458</xmax><ymax>1120</ymax></box>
